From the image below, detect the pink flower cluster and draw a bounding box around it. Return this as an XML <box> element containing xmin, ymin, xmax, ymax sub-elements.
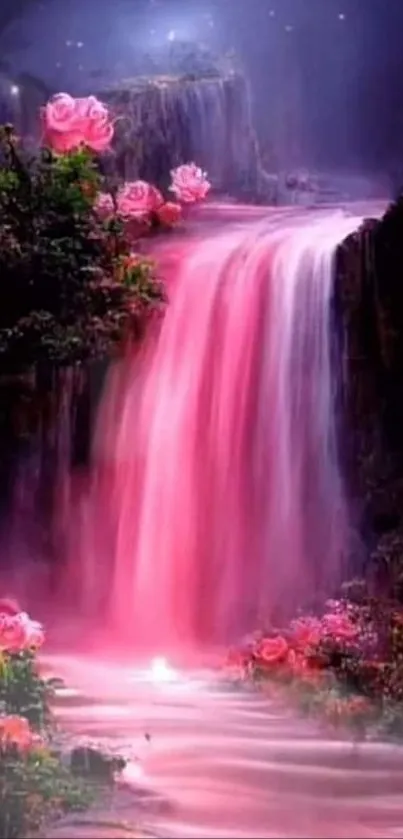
<box><xmin>227</xmin><ymin>600</ymin><xmax>364</xmax><ymax>680</ymax></box>
<box><xmin>292</xmin><ymin>602</ymin><xmax>360</xmax><ymax>647</ymax></box>
<box><xmin>94</xmin><ymin>163</ymin><xmax>211</xmax><ymax>233</ymax></box>
<box><xmin>42</xmin><ymin>92</ymin><xmax>114</xmax><ymax>154</ymax></box>
<box><xmin>0</xmin><ymin>604</ymin><xmax>44</xmax><ymax>654</ymax></box>
<box><xmin>169</xmin><ymin>162</ymin><xmax>211</xmax><ymax>203</ymax></box>
<box><xmin>95</xmin><ymin>180</ymin><xmax>183</xmax><ymax>228</ymax></box>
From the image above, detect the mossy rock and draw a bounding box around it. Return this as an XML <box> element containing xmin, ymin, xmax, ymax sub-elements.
<box><xmin>69</xmin><ymin>746</ymin><xmax>126</xmax><ymax>781</ymax></box>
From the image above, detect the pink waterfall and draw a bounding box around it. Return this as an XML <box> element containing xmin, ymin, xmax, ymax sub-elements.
<box><xmin>66</xmin><ymin>209</ymin><xmax>364</xmax><ymax>653</ymax></box>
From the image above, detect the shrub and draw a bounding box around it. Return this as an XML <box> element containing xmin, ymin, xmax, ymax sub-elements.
<box><xmin>225</xmin><ymin>586</ymin><xmax>403</xmax><ymax>740</ymax></box>
<box><xmin>0</xmin><ymin>125</ymin><xmax>164</xmax><ymax>368</ymax></box>
<box><xmin>0</xmin><ymin>608</ymin><xmax>55</xmax><ymax>730</ymax></box>
<box><xmin>0</xmin><ymin>606</ymin><xmax>124</xmax><ymax>837</ymax></box>
<box><xmin>0</xmin><ymin>91</ymin><xmax>212</xmax><ymax>369</ymax></box>
<box><xmin>0</xmin><ymin>739</ymin><xmax>92</xmax><ymax>839</ymax></box>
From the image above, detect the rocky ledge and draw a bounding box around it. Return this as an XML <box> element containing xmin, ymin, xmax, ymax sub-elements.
<box><xmin>98</xmin><ymin>73</ymin><xmax>275</xmax><ymax>202</ymax></box>
<box><xmin>336</xmin><ymin>198</ymin><xmax>403</xmax><ymax>586</ymax></box>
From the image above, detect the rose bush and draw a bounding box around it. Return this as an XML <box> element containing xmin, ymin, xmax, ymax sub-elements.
<box><xmin>225</xmin><ymin>587</ymin><xmax>403</xmax><ymax>740</ymax></box>
<box><xmin>0</xmin><ymin>606</ymin><xmax>53</xmax><ymax>730</ymax></box>
<box><xmin>0</xmin><ymin>90</ymin><xmax>212</xmax><ymax>364</ymax></box>
<box><xmin>0</xmin><ymin>122</ymin><xmax>164</xmax><ymax>366</ymax></box>
<box><xmin>41</xmin><ymin>92</ymin><xmax>210</xmax><ymax>236</ymax></box>
<box><xmin>0</xmin><ymin>604</ymin><xmax>125</xmax><ymax>837</ymax></box>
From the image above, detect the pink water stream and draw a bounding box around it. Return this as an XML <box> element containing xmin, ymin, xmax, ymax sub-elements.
<box><xmin>61</xmin><ymin>202</ymin><xmax>382</xmax><ymax>653</ymax></box>
<box><xmin>23</xmin><ymin>201</ymin><xmax>403</xmax><ymax>839</ymax></box>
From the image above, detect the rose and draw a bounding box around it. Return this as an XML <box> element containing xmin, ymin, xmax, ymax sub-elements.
<box><xmin>79</xmin><ymin>95</ymin><xmax>109</xmax><ymax>126</ymax></box>
<box><xmin>42</xmin><ymin>126</ymin><xmax>83</xmax><ymax>154</ymax></box>
<box><xmin>82</xmin><ymin>118</ymin><xmax>114</xmax><ymax>153</ymax></box>
<box><xmin>257</xmin><ymin>635</ymin><xmax>289</xmax><ymax>665</ymax></box>
<box><xmin>42</xmin><ymin>92</ymin><xmax>114</xmax><ymax>154</ymax></box>
<box><xmin>43</xmin><ymin>92</ymin><xmax>78</xmax><ymax>134</ymax></box>
<box><xmin>157</xmin><ymin>201</ymin><xmax>182</xmax><ymax>227</ymax></box>
<box><xmin>0</xmin><ymin>614</ymin><xmax>27</xmax><ymax>652</ymax></box>
<box><xmin>322</xmin><ymin>612</ymin><xmax>358</xmax><ymax>641</ymax></box>
<box><xmin>0</xmin><ymin>611</ymin><xmax>44</xmax><ymax>652</ymax></box>
<box><xmin>0</xmin><ymin>715</ymin><xmax>34</xmax><ymax>750</ymax></box>
<box><xmin>79</xmin><ymin>95</ymin><xmax>114</xmax><ymax>152</ymax></box>
<box><xmin>169</xmin><ymin>162</ymin><xmax>211</xmax><ymax>204</ymax></box>
<box><xmin>94</xmin><ymin>192</ymin><xmax>114</xmax><ymax>217</ymax></box>
<box><xmin>117</xmin><ymin>181</ymin><xmax>164</xmax><ymax>218</ymax></box>
<box><xmin>291</xmin><ymin>616</ymin><xmax>322</xmax><ymax>650</ymax></box>
<box><xmin>17</xmin><ymin>612</ymin><xmax>45</xmax><ymax>650</ymax></box>
<box><xmin>42</xmin><ymin>93</ymin><xmax>84</xmax><ymax>153</ymax></box>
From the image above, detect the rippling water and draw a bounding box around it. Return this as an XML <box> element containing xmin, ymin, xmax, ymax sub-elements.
<box><xmin>45</xmin><ymin>654</ymin><xmax>403</xmax><ymax>839</ymax></box>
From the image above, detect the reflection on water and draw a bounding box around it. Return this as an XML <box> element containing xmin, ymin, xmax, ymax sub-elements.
<box><xmin>45</xmin><ymin>654</ymin><xmax>403</xmax><ymax>839</ymax></box>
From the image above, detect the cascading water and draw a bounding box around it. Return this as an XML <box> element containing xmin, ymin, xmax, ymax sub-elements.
<box><xmin>69</xmin><ymin>209</ymin><xmax>366</xmax><ymax>653</ymax></box>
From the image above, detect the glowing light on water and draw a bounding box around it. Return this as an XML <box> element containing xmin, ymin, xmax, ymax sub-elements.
<box><xmin>150</xmin><ymin>657</ymin><xmax>177</xmax><ymax>683</ymax></box>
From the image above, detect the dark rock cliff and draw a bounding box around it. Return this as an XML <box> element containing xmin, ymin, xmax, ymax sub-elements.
<box><xmin>336</xmin><ymin>199</ymin><xmax>403</xmax><ymax>590</ymax></box>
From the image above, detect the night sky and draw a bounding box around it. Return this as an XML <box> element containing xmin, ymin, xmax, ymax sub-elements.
<box><xmin>1</xmin><ymin>0</ymin><xmax>403</xmax><ymax>173</ymax></box>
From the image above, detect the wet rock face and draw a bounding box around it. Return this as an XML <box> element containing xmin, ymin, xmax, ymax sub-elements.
<box><xmin>98</xmin><ymin>74</ymin><xmax>272</xmax><ymax>202</ymax></box>
<box><xmin>336</xmin><ymin>199</ymin><xmax>403</xmax><ymax>574</ymax></box>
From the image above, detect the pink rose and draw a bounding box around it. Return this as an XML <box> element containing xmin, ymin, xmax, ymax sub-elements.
<box><xmin>0</xmin><ymin>614</ymin><xmax>26</xmax><ymax>652</ymax></box>
<box><xmin>77</xmin><ymin>95</ymin><xmax>109</xmax><ymax>125</ymax></box>
<box><xmin>17</xmin><ymin>613</ymin><xmax>45</xmax><ymax>650</ymax></box>
<box><xmin>94</xmin><ymin>191</ymin><xmax>115</xmax><ymax>218</ymax></box>
<box><xmin>257</xmin><ymin>635</ymin><xmax>289</xmax><ymax>666</ymax></box>
<box><xmin>322</xmin><ymin>611</ymin><xmax>358</xmax><ymax>641</ymax></box>
<box><xmin>42</xmin><ymin>92</ymin><xmax>114</xmax><ymax>155</ymax></box>
<box><xmin>157</xmin><ymin>201</ymin><xmax>182</xmax><ymax>227</ymax></box>
<box><xmin>80</xmin><ymin>95</ymin><xmax>114</xmax><ymax>152</ymax></box>
<box><xmin>42</xmin><ymin>127</ymin><xmax>84</xmax><ymax>154</ymax></box>
<box><xmin>0</xmin><ymin>715</ymin><xmax>33</xmax><ymax>750</ymax></box>
<box><xmin>82</xmin><ymin>117</ymin><xmax>114</xmax><ymax>153</ymax></box>
<box><xmin>117</xmin><ymin>181</ymin><xmax>164</xmax><ymax>218</ymax></box>
<box><xmin>169</xmin><ymin>162</ymin><xmax>211</xmax><ymax>204</ymax></box>
<box><xmin>291</xmin><ymin>616</ymin><xmax>322</xmax><ymax>650</ymax></box>
<box><xmin>43</xmin><ymin>92</ymin><xmax>78</xmax><ymax>134</ymax></box>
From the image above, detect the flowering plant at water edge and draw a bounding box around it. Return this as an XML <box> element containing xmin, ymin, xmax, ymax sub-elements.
<box><xmin>0</xmin><ymin>120</ymin><xmax>164</xmax><ymax>365</ymax></box>
<box><xmin>0</xmin><ymin>90</ymin><xmax>210</xmax><ymax>365</ymax></box>
<box><xmin>0</xmin><ymin>604</ymin><xmax>53</xmax><ymax>729</ymax></box>
<box><xmin>0</xmin><ymin>601</ymin><xmax>126</xmax><ymax>837</ymax></box>
<box><xmin>42</xmin><ymin>92</ymin><xmax>211</xmax><ymax>233</ymax></box>
<box><xmin>225</xmin><ymin>585</ymin><xmax>403</xmax><ymax>740</ymax></box>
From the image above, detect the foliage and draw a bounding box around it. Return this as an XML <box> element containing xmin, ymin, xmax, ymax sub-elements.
<box><xmin>0</xmin><ymin>651</ymin><xmax>57</xmax><ymax>730</ymax></box>
<box><xmin>0</xmin><ymin>125</ymin><xmax>164</xmax><ymax>368</ymax></box>
<box><xmin>0</xmin><ymin>608</ymin><xmax>126</xmax><ymax>838</ymax></box>
<box><xmin>0</xmin><ymin>745</ymin><xmax>92</xmax><ymax>839</ymax></box>
<box><xmin>225</xmin><ymin>583</ymin><xmax>403</xmax><ymax>740</ymax></box>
